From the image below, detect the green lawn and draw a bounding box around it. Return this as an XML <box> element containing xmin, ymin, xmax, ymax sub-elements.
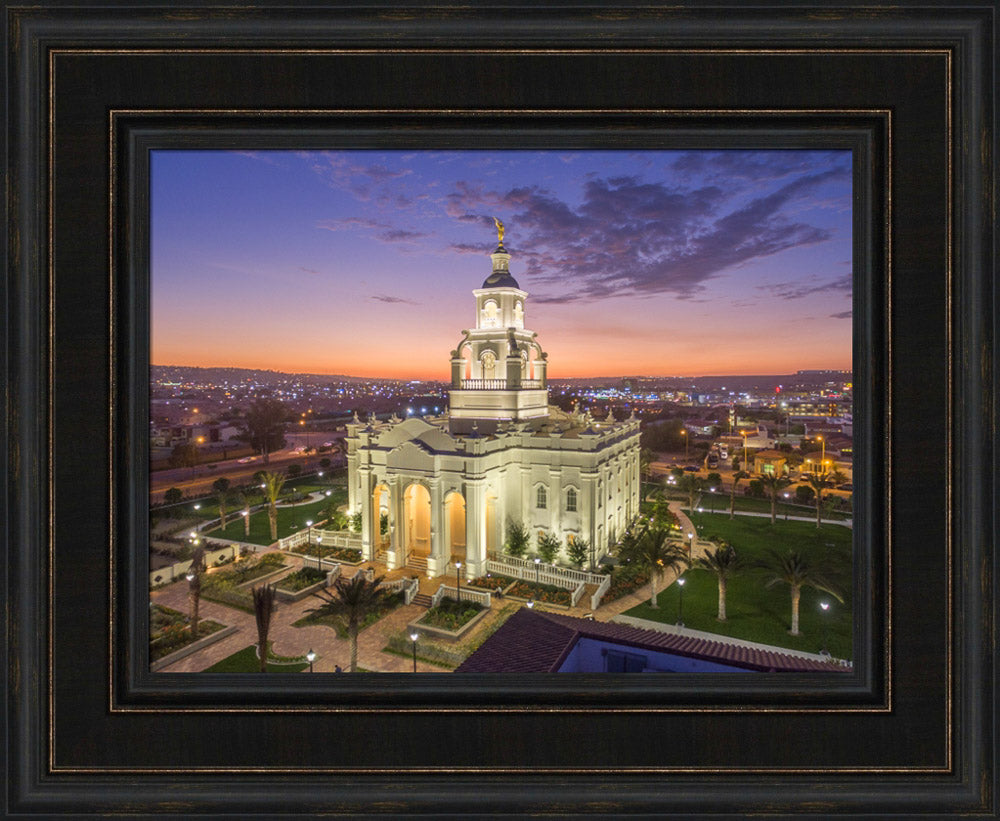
<box><xmin>205</xmin><ymin>489</ymin><xmax>348</xmax><ymax>546</ymax></box>
<box><xmin>693</xmin><ymin>492</ymin><xmax>852</xmax><ymax>521</ymax></box>
<box><xmin>623</xmin><ymin>515</ymin><xmax>853</xmax><ymax>660</ymax></box>
<box><xmin>203</xmin><ymin>644</ymin><xmax>309</xmax><ymax>672</ymax></box>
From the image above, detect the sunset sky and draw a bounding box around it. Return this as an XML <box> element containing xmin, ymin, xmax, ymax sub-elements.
<box><xmin>151</xmin><ymin>149</ymin><xmax>852</xmax><ymax>379</ymax></box>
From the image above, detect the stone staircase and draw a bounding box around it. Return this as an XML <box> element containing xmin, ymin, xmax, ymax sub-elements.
<box><xmin>411</xmin><ymin>592</ymin><xmax>433</xmax><ymax>608</ymax></box>
<box><xmin>407</xmin><ymin>553</ymin><xmax>428</xmax><ymax>574</ymax></box>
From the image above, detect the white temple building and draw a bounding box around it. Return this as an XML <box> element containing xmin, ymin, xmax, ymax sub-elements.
<box><xmin>345</xmin><ymin>227</ymin><xmax>641</xmax><ymax>580</ymax></box>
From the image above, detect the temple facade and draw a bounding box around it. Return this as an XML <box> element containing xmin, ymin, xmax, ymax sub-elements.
<box><xmin>345</xmin><ymin>229</ymin><xmax>641</xmax><ymax>580</ymax></box>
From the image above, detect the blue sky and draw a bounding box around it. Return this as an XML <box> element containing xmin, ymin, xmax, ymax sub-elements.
<box><xmin>152</xmin><ymin>149</ymin><xmax>852</xmax><ymax>378</ymax></box>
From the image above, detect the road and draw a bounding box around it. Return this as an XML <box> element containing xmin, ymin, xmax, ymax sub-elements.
<box><xmin>150</xmin><ymin>433</ymin><xmax>345</xmax><ymax>502</ymax></box>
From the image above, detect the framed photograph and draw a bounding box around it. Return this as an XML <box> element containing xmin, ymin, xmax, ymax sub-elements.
<box><xmin>4</xmin><ymin>2</ymin><xmax>995</xmax><ymax>817</ymax></box>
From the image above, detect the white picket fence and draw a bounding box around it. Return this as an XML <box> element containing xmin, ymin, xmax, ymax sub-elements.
<box><xmin>590</xmin><ymin>574</ymin><xmax>612</xmax><ymax>610</ymax></box>
<box><xmin>485</xmin><ymin>559</ymin><xmax>580</xmax><ymax>591</ymax></box>
<box><xmin>432</xmin><ymin>584</ymin><xmax>492</xmax><ymax>608</ymax></box>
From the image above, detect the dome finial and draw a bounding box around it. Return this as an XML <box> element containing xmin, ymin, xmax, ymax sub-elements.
<box><xmin>492</xmin><ymin>217</ymin><xmax>505</xmax><ymax>248</ymax></box>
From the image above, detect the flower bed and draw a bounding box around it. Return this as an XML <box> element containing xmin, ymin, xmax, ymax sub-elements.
<box><xmin>275</xmin><ymin>566</ymin><xmax>327</xmax><ymax>592</ymax></box>
<box><xmin>149</xmin><ymin>604</ymin><xmax>226</xmax><ymax>661</ymax></box>
<box><xmin>604</xmin><ymin>567</ymin><xmax>651</xmax><ymax>601</ymax></box>
<box><xmin>506</xmin><ymin>579</ymin><xmax>573</xmax><ymax>606</ymax></box>
<box><xmin>419</xmin><ymin>597</ymin><xmax>486</xmax><ymax>631</ymax></box>
<box><xmin>297</xmin><ymin>543</ymin><xmax>363</xmax><ymax>564</ymax></box>
<box><xmin>226</xmin><ymin>552</ymin><xmax>286</xmax><ymax>584</ymax></box>
<box><xmin>467</xmin><ymin>573</ymin><xmax>518</xmax><ymax>592</ymax></box>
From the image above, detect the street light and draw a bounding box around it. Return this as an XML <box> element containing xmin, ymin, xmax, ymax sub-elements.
<box><xmin>676</xmin><ymin>576</ymin><xmax>686</xmax><ymax>626</ymax></box>
<box><xmin>534</xmin><ymin>556</ymin><xmax>541</xmax><ymax>583</ymax></box>
<box><xmin>708</xmin><ymin>486</ymin><xmax>715</xmax><ymax>514</ymax></box>
<box><xmin>306</xmin><ymin>649</ymin><xmax>316</xmax><ymax>673</ymax></box>
<box><xmin>455</xmin><ymin>561</ymin><xmax>462</xmax><ymax>603</ymax></box>
<box><xmin>527</xmin><ymin>599</ymin><xmax>535</xmax><ymax>609</ymax></box>
<box><xmin>687</xmin><ymin>531</ymin><xmax>694</xmax><ymax>558</ymax></box>
<box><xmin>306</xmin><ymin>520</ymin><xmax>317</xmax><ymax>569</ymax></box>
<box><xmin>409</xmin><ymin>632</ymin><xmax>419</xmax><ymax>672</ymax></box>
<box><xmin>680</xmin><ymin>428</ymin><xmax>688</xmax><ymax>460</ymax></box>
<box><xmin>193</xmin><ymin>503</ymin><xmax>201</xmax><ymax>511</ymax></box>
<box><xmin>817</xmin><ymin>435</ymin><xmax>825</xmax><ymax>467</ymax></box>
<box><xmin>741</xmin><ymin>430</ymin><xmax>749</xmax><ymax>468</ymax></box>
<box><xmin>783</xmin><ymin>492</ymin><xmax>790</xmax><ymax>521</ymax></box>
<box><xmin>819</xmin><ymin>601</ymin><xmax>831</xmax><ymax>655</ymax></box>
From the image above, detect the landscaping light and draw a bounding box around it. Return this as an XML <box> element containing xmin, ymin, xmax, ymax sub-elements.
<box><xmin>820</xmin><ymin>601</ymin><xmax>831</xmax><ymax>656</ymax></box>
<box><xmin>193</xmin><ymin>503</ymin><xmax>201</xmax><ymax>510</ymax></box>
<box><xmin>676</xmin><ymin>576</ymin><xmax>686</xmax><ymax>626</ymax></box>
<box><xmin>527</xmin><ymin>600</ymin><xmax>535</xmax><ymax>609</ymax></box>
<box><xmin>306</xmin><ymin>649</ymin><xmax>316</xmax><ymax>673</ymax></box>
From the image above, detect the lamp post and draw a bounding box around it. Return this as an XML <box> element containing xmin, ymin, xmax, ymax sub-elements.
<box><xmin>527</xmin><ymin>599</ymin><xmax>535</xmax><ymax>609</ymax></box>
<box><xmin>681</xmin><ymin>428</ymin><xmax>688</xmax><ymax>460</ymax></box>
<box><xmin>306</xmin><ymin>649</ymin><xmax>316</xmax><ymax>673</ymax></box>
<box><xmin>819</xmin><ymin>601</ymin><xmax>831</xmax><ymax>655</ymax></box>
<box><xmin>687</xmin><ymin>531</ymin><xmax>694</xmax><ymax>558</ymax></box>
<box><xmin>242</xmin><ymin>508</ymin><xmax>250</xmax><ymax>537</ymax></box>
<box><xmin>534</xmin><ymin>556</ymin><xmax>541</xmax><ymax>583</ymax></box>
<box><xmin>783</xmin><ymin>492</ymin><xmax>790</xmax><ymax>521</ymax></box>
<box><xmin>455</xmin><ymin>561</ymin><xmax>462</xmax><ymax>603</ymax></box>
<box><xmin>193</xmin><ymin>503</ymin><xmax>201</xmax><ymax>512</ymax></box>
<box><xmin>741</xmin><ymin>430</ymin><xmax>749</xmax><ymax>469</ymax></box>
<box><xmin>306</xmin><ymin>520</ymin><xmax>317</xmax><ymax>569</ymax></box>
<box><xmin>708</xmin><ymin>487</ymin><xmax>715</xmax><ymax>514</ymax></box>
<box><xmin>676</xmin><ymin>576</ymin><xmax>686</xmax><ymax>626</ymax></box>
<box><xmin>409</xmin><ymin>632</ymin><xmax>419</xmax><ymax>672</ymax></box>
<box><xmin>817</xmin><ymin>435</ymin><xmax>825</xmax><ymax>467</ymax></box>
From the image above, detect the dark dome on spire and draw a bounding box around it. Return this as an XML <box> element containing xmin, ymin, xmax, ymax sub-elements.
<box><xmin>482</xmin><ymin>270</ymin><xmax>520</xmax><ymax>288</ymax></box>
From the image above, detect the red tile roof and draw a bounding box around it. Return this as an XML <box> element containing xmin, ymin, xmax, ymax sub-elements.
<box><xmin>455</xmin><ymin>609</ymin><xmax>847</xmax><ymax>673</ymax></box>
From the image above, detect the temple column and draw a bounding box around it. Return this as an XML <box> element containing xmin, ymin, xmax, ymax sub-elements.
<box><xmin>426</xmin><ymin>479</ymin><xmax>445</xmax><ymax>578</ymax></box>
<box><xmin>358</xmin><ymin>465</ymin><xmax>374</xmax><ymax>562</ymax></box>
<box><xmin>464</xmin><ymin>478</ymin><xmax>486</xmax><ymax>578</ymax></box>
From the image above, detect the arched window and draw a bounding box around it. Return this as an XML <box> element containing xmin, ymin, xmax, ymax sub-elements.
<box><xmin>481</xmin><ymin>300</ymin><xmax>499</xmax><ymax>328</ymax></box>
<box><xmin>536</xmin><ymin>485</ymin><xmax>547</xmax><ymax>509</ymax></box>
<box><xmin>566</xmin><ymin>487</ymin><xmax>577</xmax><ymax>512</ymax></box>
<box><xmin>513</xmin><ymin>300</ymin><xmax>524</xmax><ymax>328</ymax></box>
<box><xmin>481</xmin><ymin>350</ymin><xmax>497</xmax><ymax>379</ymax></box>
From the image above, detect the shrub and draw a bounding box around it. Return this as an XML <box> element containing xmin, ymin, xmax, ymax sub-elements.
<box><xmin>795</xmin><ymin>485</ymin><xmax>816</xmax><ymax>504</ymax></box>
<box><xmin>468</xmin><ymin>573</ymin><xmax>518</xmax><ymax>591</ymax></box>
<box><xmin>536</xmin><ymin>531</ymin><xmax>561</xmax><ymax>564</ymax></box>
<box><xmin>747</xmin><ymin>479</ymin><xmax>765</xmax><ymax>498</ymax></box>
<box><xmin>506</xmin><ymin>580</ymin><xmax>572</xmax><ymax>606</ymax></box>
<box><xmin>350</xmin><ymin>511</ymin><xmax>363</xmax><ymax>533</ymax></box>
<box><xmin>567</xmin><ymin>537</ymin><xmax>589</xmax><ymax>569</ymax></box>
<box><xmin>163</xmin><ymin>487</ymin><xmax>183</xmax><ymax>506</ymax></box>
<box><xmin>504</xmin><ymin>519</ymin><xmax>530</xmax><ymax>559</ymax></box>
<box><xmin>319</xmin><ymin>457</ymin><xmax>331</xmax><ymax>469</ymax></box>
<box><xmin>275</xmin><ymin>566</ymin><xmax>327</xmax><ymax>592</ymax></box>
<box><xmin>287</xmin><ymin>464</ymin><xmax>303</xmax><ymax>478</ymax></box>
<box><xmin>419</xmin><ymin>597</ymin><xmax>485</xmax><ymax>630</ymax></box>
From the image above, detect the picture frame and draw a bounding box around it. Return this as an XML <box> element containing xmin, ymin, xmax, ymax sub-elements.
<box><xmin>4</xmin><ymin>3</ymin><xmax>995</xmax><ymax>817</ymax></box>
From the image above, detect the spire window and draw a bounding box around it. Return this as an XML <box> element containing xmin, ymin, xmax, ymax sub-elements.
<box><xmin>481</xmin><ymin>300</ymin><xmax>500</xmax><ymax>328</ymax></box>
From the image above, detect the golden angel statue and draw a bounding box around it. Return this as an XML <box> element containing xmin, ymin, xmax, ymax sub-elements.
<box><xmin>493</xmin><ymin>217</ymin><xmax>505</xmax><ymax>245</ymax></box>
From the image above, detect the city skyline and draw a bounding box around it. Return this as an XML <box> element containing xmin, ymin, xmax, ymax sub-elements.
<box><xmin>152</xmin><ymin>149</ymin><xmax>853</xmax><ymax>379</ymax></box>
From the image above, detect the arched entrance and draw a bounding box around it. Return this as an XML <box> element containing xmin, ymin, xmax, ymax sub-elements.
<box><xmin>372</xmin><ymin>484</ymin><xmax>390</xmax><ymax>551</ymax></box>
<box><xmin>444</xmin><ymin>491</ymin><xmax>466</xmax><ymax>563</ymax></box>
<box><xmin>404</xmin><ymin>483</ymin><xmax>431</xmax><ymax>558</ymax></box>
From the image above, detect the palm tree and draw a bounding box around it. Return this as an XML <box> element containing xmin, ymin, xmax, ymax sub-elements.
<box><xmin>308</xmin><ymin>572</ymin><xmax>388</xmax><ymax>672</ymax></box>
<box><xmin>729</xmin><ymin>470</ymin><xmax>748</xmax><ymax>519</ymax></box>
<box><xmin>806</xmin><ymin>473</ymin><xmax>831</xmax><ymax>529</ymax></box>
<box><xmin>619</xmin><ymin>522</ymin><xmax>688</xmax><ymax>608</ymax></box>
<box><xmin>261</xmin><ymin>471</ymin><xmax>285</xmax><ymax>542</ymax></box>
<box><xmin>237</xmin><ymin>490</ymin><xmax>252</xmax><ymax>538</ymax></box>
<box><xmin>251</xmin><ymin>584</ymin><xmax>278</xmax><ymax>672</ymax></box>
<box><xmin>186</xmin><ymin>545</ymin><xmax>205</xmax><ymax>639</ymax></box>
<box><xmin>759</xmin><ymin>549</ymin><xmax>844</xmax><ymax>635</ymax></box>
<box><xmin>212</xmin><ymin>477</ymin><xmax>231</xmax><ymax>530</ymax></box>
<box><xmin>760</xmin><ymin>472</ymin><xmax>792</xmax><ymax>525</ymax></box>
<box><xmin>692</xmin><ymin>542</ymin><xmax>740</xmax><ymax>621</ymax></box>
<box><xmin>676</xmin><ymin>473</ymin><xmax>703</xmax><ymax>514</ymax></box>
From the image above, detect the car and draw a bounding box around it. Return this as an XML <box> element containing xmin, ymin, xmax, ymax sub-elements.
<box><xmin>237</xmin><ymin>456</ymin><xmax>256</xmax><ymax>464</ymax></box>
<box><xmin>684</xmin><ymin>465</ymin><xmax>699</xmax><ymax>472</ymax></box>
<box><xmin>837</xmin><ymin>483</ymin><xmax>853</xmax><ymax>492</ymax></box>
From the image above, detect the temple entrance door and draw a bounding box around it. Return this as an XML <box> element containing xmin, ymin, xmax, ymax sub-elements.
<box><xmin>444</xmin><ymin>491</ymin><xmax>466</xmax><ymax>563</ymax></box>
<box><xmin>404</xmin><ymin>483</ymin><xmax>431</xmax><ymax>559</ymax></box>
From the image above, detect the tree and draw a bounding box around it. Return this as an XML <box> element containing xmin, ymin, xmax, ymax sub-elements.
<box><xmin>759</xmin><ymin>472</ymin><xmax>792</xmax><ymax>525</ymax></box>
<box><xmin>163</xmin><ymin>487</ymin><xmax>183</xmax><ymax>508</ymax></box>
<box><xmin>676</xmin><ymin>473</ymin><xmax>703</xmax><ymax>513</ymax></box>
<box><xmin>747</xmin><ymin>479</ymin><xmax>765</xmax><ymax>498</ymax></box>
<box><xmin>618</xmin><ymin>521</ymin><xmax>688</xmax><ymax>608</ymax></box>
<box><xmin>261</xmin><ymin>471</ymin><xmax>286</xmax><ymax>542</ymax></box>
<box><xmin>796</xmin><ymin>485</ymin><xmax>816</xmax><ymax>505</ymax></box>
<box><xmin>319</xmin><ymin>457</ymin><xmax>331</xmax><ymax>469</ymax></box>
<box><xmin>186</xmin><ymin>545</ymin><xmax>205</xmax><ymax>639</ymax></box>
<box><xmin>212</xmin><ymin>477</ymin><xmax>231</xmax><ymax>530</ymax></box>
<box><xmin>729</xmin><ymin>470</ymin><xmax>748</xmax><ymax>519</ymax></box>
<box><xmin>759</xmin><ymin>549</ymin><xmax>844</xmax><ymax>635</ymax></box>
<box><xmin>308</xmin><ymin>572</ymin><xmax>388</xmax><ymax>672</ymax></box>
<box><xmin>537</xmin><ymin>531</ymin><xmax>561</xmax><ymax>564</ymax></box>
<box><xmin>692</xmin><ymin>542</ymin><xmax>741</xmax><ymax>621</ymax></box>
<box><xmin>287</xmin><ymin>463</ymin><xmax>302</xmax><ymax>478</ymax></box>
<box><xmin>169</xmin><ymin>442</ymin><xmax>200</xmax><ymax>472</ymax></box>
<box><xmin>706</xmin><ymin>472</ymin><xmax>722</xmax><ymax>488</ymax></box>
<box><xmin>328</xmin><ymin>509</ymin><xmax>349</xmax><ymax>531</ymax></box>
<box><xmin>567</xmin><ymin>536</ymin><xmax>589</xmax><ymax>570</ymax></box>
<box><xmin>237</xmin><ymin>490</ymin><xmax>253</xmax><ymax>538</ymax></box>
<box><xmin>639</xmin><ymin>447</ymin><xmax>656</xmax><ymax>481</ymax></box>
<box><xmin>251</xmin><ymin>584</ymin><xmax>278</xmax><ymax>673</ymax></box>
<box><xmin>504</xmin><ymin>519</ymin><xmax>530</xmax><ymax>559</ymax></box>
<box><xmin>237</xmin><ymin>397</ymin><xmax>290</xmax><ymax>465</ymax></box>
<box><xmin>806</xmin><ymin>473</ymin><xmax>832</xmax><ymax>528</ymax></box>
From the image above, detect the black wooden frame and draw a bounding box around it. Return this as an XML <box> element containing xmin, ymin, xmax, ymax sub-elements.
<box><xmin>4</xmin><ymin>3</ymin><xmax>996</xmax><ymax>817</ymax></box>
